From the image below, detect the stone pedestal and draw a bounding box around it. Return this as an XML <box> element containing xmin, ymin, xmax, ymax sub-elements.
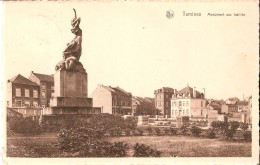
<box><xmin>48</xmin><ymin>70</ymin><xmax>93</xmax><ymax>115</ymax></box>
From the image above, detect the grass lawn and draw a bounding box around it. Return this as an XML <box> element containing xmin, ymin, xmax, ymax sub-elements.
<box><xmin>7</xmin><ymin>134</ymin><xmax>251</xmax><ymax>157</ymax></box>
<box><xmin>107</xmin><ymin>136</ymin><xmax>251</xmax><ymax>157</ymax></box>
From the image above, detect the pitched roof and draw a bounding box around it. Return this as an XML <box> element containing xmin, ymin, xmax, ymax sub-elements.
<box><xmin>112</xmin><ymin>87</ymin><xmax>131</xmax><ymax>96</ymax></box>
<box><xmin>210</xmin><ymin>104</ymin><xmax>221</xmax><ymax>110</ymax></box>
<box><xmin>178</xmin><ymin>86</ymin><xmax>193</xmax><ymax>94</ymax></box>
<box><xmin>144</xmin><ymin>97</ymin><xmax>155</xmax><ymax>103</ymax></box>
<box><xmin>32</xmin><ymin>72</ymin><xmax>54</xmax><ymax>82</ymax></box>
<box><xmin>98</xmin><ymin>84</ymin><xmax>131</xmax><ymax>96</ymax></box>
<box><xmin>236</xmin><ymin>101</ymin><xmax>248</xmax><ymax>106</ymax></box>
<box><xmin>8</xmin><ymin>74</ymin><xmax>38</xmax><ymax>86</ymax></box>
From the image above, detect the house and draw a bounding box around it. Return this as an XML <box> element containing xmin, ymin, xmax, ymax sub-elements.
<box><xmin>132</xmin><ymin>96</ymin><xmax>156</xmax><ymax>116</ymax></box>
<box><xmin>207</xmin><ymin>100</ymin><xmax>222</xmax><ymax>113</ymax></box>
<box><xmin>171</xmin><ymin>85</ymin><xmax>207</xmax><ymax>119</ymax></box>
<box><xmin>225</xmin><ymin>97</ymin><xmax>239</xmax><ymax>105</ymax></box>
<box><xmin>221</xmin><ymin>104</ymin><xmax>238</xmax><ymax>115</ymax></box>
<box><xmin>236</xmin><ymin>101</ymin><xmax>249</xmax><ymax>112</ymax></box>
<box><xmin>29</xmin><ymin>71</ymin><xmax>54</xmax><ymax>108</ymax></box>
<box><xmin>154</xmin><ymin>87</ymin><xmax>176</xmax><ymax>117</ymax></box>
<box><xmin>7</xmin><ymin>74</ymin><xmax>40</xmax><ymax>108</ymax></box>
<box><xmin>90</xmin><ymin>84</ymin><xmax>132</xmax><ymax>115</ymax></box>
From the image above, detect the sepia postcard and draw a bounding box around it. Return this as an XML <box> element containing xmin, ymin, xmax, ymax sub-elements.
<box><xmin>2</xmin><ymin>1</ymin><xmax>259</xmax><ymax>164</ymax></box>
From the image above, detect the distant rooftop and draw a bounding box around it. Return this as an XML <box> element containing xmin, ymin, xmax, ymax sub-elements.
<box><xmin>98</xmin><ymin>84</ymin><xmax>131</xmax><ymax>96</ymax></box>
<box><xmin>31</xmin><ymin>71</ymin><xmax>54</xmax><ymax>82</ymax></box>
<box><xmin>8</xmin><ymin>74</ymin><xmax>38</xmax><ymax>86</ymax></box>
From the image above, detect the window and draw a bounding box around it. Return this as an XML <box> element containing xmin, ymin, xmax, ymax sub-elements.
<box><xmin>41</xmin><ymin>84</ymin><xmax>46</xmax><ymax>90</ymax></box>
<box><xmin>175</xmin><ymin>110</ymin><xmax>177</xmax><ymax>115</ymax></box>
<box><xmin>33</xmin><ymin>90</ymin><xmax>38</xmax><ymax>98</ymax></box>
<box><xmin>166</xmin><ymin>102</ymin><xmax>168</xmax><ymax>107</ymax></box>
<box><xmin>15</xmin><ymin>88</ymin><xmax>21</xmax><ymax>97</ymax></box>
<box><xmin>186</xmin><ymin>109</ymin><xmax>189</xmax><ymax>115</ymax></box>
<box><xmin>201</xmin><ymin>109</ymin><xmax>203</xmax><ymax>116</ymax></box>
<box><xmin>14</xmin><ymin>100</ymin><xmax>22</xmax><ymax>107</ymax></box>
<box><xmin>179</xmin><ymin>101</ymin><xmax>182</xmax><ymax>106</ymax></box>
<box><xmin>182</xmin><ymin>110</ymin><xmax>185</xmax><ymax>115</ymax></box>
<box><xmin>186</xmin><ymin>101</ymin><xmax>189</xmax><ymax>106</ymax></box>
<box><xmin>25</xmin><ymin>89</ymin><xmax>30</xmax><ymax>97</ymax></box>
<box><xmin>51</xmin><ymin>85</ymin><xmax>54</xmax><ymax>90</ymax></box>
<box><xmin>201</xmin><ymin>101</ymin><xmax>203</xmax><ymax>107</ymax></box>
<box><xmin>33</xmin><ymin>101</ymin><xmax>38</xmax><ymax>107</ymax></box>
<box><xmin>183</xmin><ymin>102</ymin><xmax>185</xmax><ymax>106</ymax></box>
<box><xmin>24</xmin><ymin>100</ymin><xmax>30</xmax><ymax>107</ymax></box>
<box><xmin>174</xmin><ymin>101</ymin><xmax>176</xmax><ymax>107</ymax></box>
<box><xmin>166</xmin><ymin>94</ymin><xmax>168</xmax><ymax>99</ymax></box>
<box><xmin>42</xmin><ymin>92</ymin><xmax>46</xmax><ymax>98</ymax></box>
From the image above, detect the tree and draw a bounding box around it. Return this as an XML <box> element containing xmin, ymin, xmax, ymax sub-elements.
<box><xmin>191</xmin><ymin>126</ymin><xmax>202</xmax><ymax>136</ymax></box>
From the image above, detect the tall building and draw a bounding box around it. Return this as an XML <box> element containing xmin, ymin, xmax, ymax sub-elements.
<box><xmin>171</xmin><ymin>85</ymin><xmax>207</xmax><ymax>119</ymax></box>
<box><xmin>29</xmin><ymin>71</ymin><xmax>54</xmax><ymax>108</ymax></box>
<box><xmin>154</xmin><ymin>87</ymin><xmax>175</xmax><ymax>117</ymax></box>
<box><xmin>90</xmin><ymin>84</ymin><xmax>132</xmax><ymax>115</ymax></box>
<box><xmin>7</xmin><ymin>74</ymin><xmax>40</xmax><ymax>107</ymax></box>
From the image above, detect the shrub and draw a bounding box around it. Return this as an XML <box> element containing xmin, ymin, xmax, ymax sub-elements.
<box><xmin>57</xmin><ymin>126</ymin><xmax>129</xmax><ymax>157</ymax></box>
<box><xmin>105</xmin><ymin>141</ymin><xmax>129</xmax><ymax>157</ymax></box>
<box><xmin>163</xmin><ymin>128</ymin><xmax>169</xmax><ymax>135</ymax></box>
<box><xmin>137</xmin><ymin>129</ymin><xmax>144</xmax><ymax>136</ymax></box>
<box><xmin>223</xmin><ymin>121</ymin><xmax>240</xmax><ymax>140</ymax></box>
<box><xmin>9</xmin><ymin>117</ymin><xmax>41</xmax><ymax>135</ymax></box>
<box><xmin>85</xmin><ymin>114</ymin><xmax>137</xmax><ymax>135</ymax></box>
<box><xmin>133</xmin><ymin>143</ymin><xmax>161</xmax><ymax>157</ymax></box>
<box><xmin>169</xmin><ymin>128</ymin><xmax>177</xmax><ymax>135</ymax></box>
<box><xmin>124</xmin><ymin>128</ymin><xmax>131</xmax><ymax>136</ymax></box>
<box><xmin>146</xmin><ymin>127</ymin><xmax>153</xmax><ymax>136</ymax></box>
<box><xmin>155</xmin><ymin>128</ymin><xmax>161</xmax><ymax>136</ymax></box>
<box><xmin>179</xmin><ymin>126</ymin><xmax>188</xmax><ymax>135</ymax></box>
<box><xmin>191</xmin><ymin>126</ymin><xmax>202</xmax><ymax>136</ymax></box>
<box><xmin>206</xmin><ymin>129</ymin><xmax>216</xmax><ymax>139</ymax></box>
<box><xmin>243</xmin><ymin>131</ymin><xmax>252</xmax><ymax>142</ymax></box>
<box><xmin>240</xmin><ymin>122</ymin><xmax>248</xmax><ymax>131</ymax></box>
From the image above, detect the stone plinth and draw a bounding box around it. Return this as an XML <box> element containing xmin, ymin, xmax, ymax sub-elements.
<box><xmin>48</xmin><ymin>70</ymin><xmax>92</xmax><ymax>115</ymax></box>
<box><xmin>54</xmin><ymin>70</ymin><xmax>88</xmax><ymax>98</ymax></box>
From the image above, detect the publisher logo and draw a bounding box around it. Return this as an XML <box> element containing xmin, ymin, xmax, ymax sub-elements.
<box><xmin>166</xmin><ymin>10</ymin><xmax>174</xmax><ymax>19</ymax></box>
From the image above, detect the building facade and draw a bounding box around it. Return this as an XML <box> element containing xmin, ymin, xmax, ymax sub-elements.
<box><xmin>90</xmin><ymin>84</ymin><xmax>132</xmax><ymax>115</ymax></box>
<box><xmin>7</xmin><ymin>74</ymin><xmax>40</xmax><ymax>108</ymax></box>
<box><xmin>221</xmin><ymin>104</ymin><xmax>238</xmax><ymax>116</ymax></box>
<box><xmin>29</xmin><ymin>71</ymin><xmax>54</xmax><ymax>108</ymax></box>
<box><xmin>171</xmin><ymin>85</ymin><xmax>207</xmax><ymax>119</ymax></box>
<box><xmin>154</xmin><ymin>87</ymin><xmax>175</xmax><ymax>117</ymax></box>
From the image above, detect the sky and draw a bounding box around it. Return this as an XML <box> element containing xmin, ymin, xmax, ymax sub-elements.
<box><xmin>3</xmin><ymin>1</ymin><xmax>259</xmax><ymax>100</ymax></box>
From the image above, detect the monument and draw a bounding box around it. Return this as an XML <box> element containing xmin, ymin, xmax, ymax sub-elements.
<box><xmin>42</xmin><ymin>9</ymin><xmax>97</xmax><ymax>124</ymax></box>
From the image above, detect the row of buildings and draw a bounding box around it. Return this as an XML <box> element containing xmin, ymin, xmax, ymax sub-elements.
<box><xmin>7</xmin><ymin>71</ymin><xmax>54</xmax><ymax>108</ymax></box>
<box><xmin>6</xmin><ymin>72</ymin><xmax>252</xmax><ymax>124</ymax></box>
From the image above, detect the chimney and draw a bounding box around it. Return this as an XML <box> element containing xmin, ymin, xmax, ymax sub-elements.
<box><xmin>203</xmin><ymin>88</ymin><xmax>205</xmax><ymax>98</ymax></box>
<box><xmin>193</xmin><ymin>87</ymin><xmax>196</xmax><ymax>98</ymax></box>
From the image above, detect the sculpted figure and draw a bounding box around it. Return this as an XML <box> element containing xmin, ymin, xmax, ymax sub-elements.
<box><xmin>55</xmin><ymin>9</ymin><xmax>85</xmax><ymax>72</ymax></box>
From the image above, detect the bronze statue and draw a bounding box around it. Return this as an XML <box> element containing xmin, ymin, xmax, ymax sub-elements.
<box><xmin>55</xmin><ymin>9</ymin><xmax>85</xmax><ymax>72</ymax></box>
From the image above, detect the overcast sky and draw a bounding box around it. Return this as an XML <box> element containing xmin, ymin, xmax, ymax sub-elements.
<box><xmin>3</xmin><ymin>2</ymin><xmax>258</xmax><ymax>100</ymax></box>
